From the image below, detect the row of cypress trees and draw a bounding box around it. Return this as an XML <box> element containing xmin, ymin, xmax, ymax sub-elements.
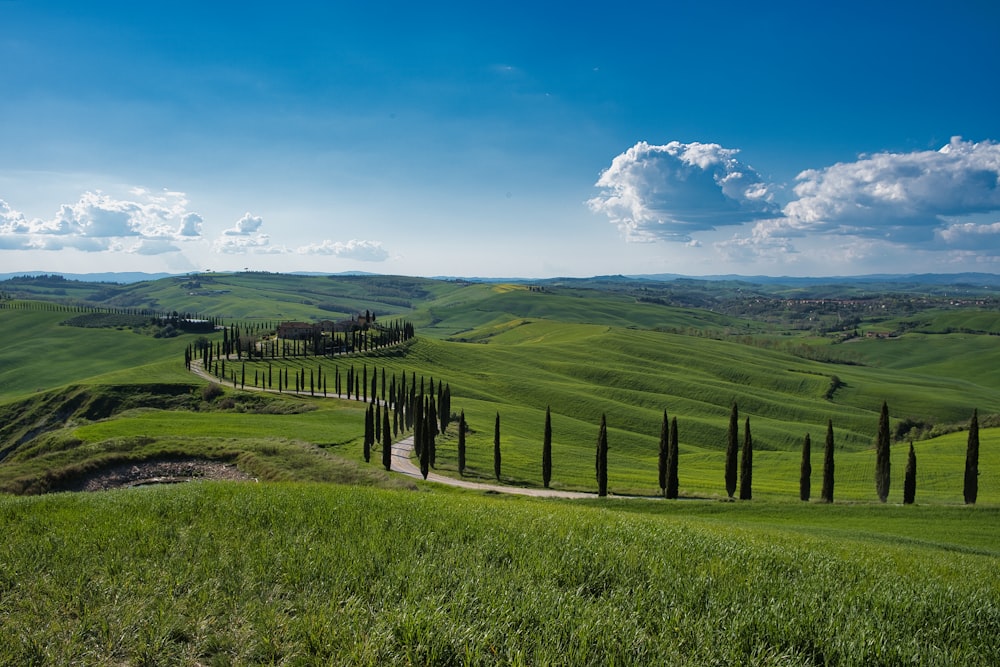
<box><xmin>872</xmin><ymin>402</ymin><xmax>982</xmax><ymax>505</ymax></box>
<box><xmin>519</xmin><ymin>401</ymin><xmax>981</xmax><ymax>502</ymax></box>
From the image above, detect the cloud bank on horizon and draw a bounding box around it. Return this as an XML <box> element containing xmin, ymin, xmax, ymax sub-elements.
<box><xmin>3</xmin><ymin>137</ymin><xmax>999</xmax><ymax>274</ymax></box>
<box><xmin>0</xmin><ymin>190</ymin><xmax>389</xmax><ymax>263</ymax></box>
<box><xmin>590</xmin><ymin>136</ymin><xmax>1000</xmax><ymax>266</ymax></box>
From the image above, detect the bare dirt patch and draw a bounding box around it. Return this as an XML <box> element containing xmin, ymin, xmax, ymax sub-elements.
<box><xmin>68</xmin><ymin>458</ymin><xmax>255</xmax><ymax>492</ymax></box>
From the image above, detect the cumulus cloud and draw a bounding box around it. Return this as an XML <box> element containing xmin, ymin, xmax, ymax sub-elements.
<box><xmin>224</xmin><ymin>212</ymin><xmax>264</xmax><ymax>236</ymax></box>
<box><xmin>695</xmin><ymin>137</ymin><xmax>1000</xmax><ymax>262</ymax></box>
<box><xmin>212</xmin><ymin>212</ymin><xmax>270</xmax><ymax>254</ymax></box>
<box><xmin>178</xmin><ymin>213</ymin><xmax>203</xmax><ymax>237</ymax></box>
<box><xmin>0</xmin><ymin>189</ymin><xmax>205</xmax><ymax>253</ymax></box>
<box><xmin>297</xmin><ymin>239</ymin><xmax>389</xmax><ymax>261</ymax></box>
<box><xmin>588</xmin><ymin>140</ymin><xmax>780</xmax><ymax>242</ymax></box>
<box><xmin>0</xmin><ymin>199</ymin><xmax>29</xmax><ymax>233</ymax></box>
<box><xmin>937</xmin><ymin>220</ymin><xmax>1000</xmax><ymax>253</ymax></box>
<box><xmin>213</xmin><ymin>234</ymin><xmax>271</xmax><ymax>254</ymax></box>
<box><xmin>781</xmin><ymin>137</ymin><xmax>1000</xmax><ymax>240</ymax></box>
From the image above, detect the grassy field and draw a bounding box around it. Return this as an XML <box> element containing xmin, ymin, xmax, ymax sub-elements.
<box><xmin>1</xmin><ymin>483</ymin><xmax>997</xmax><ymax>665</ymax></box>
<box><xmin>2</xmin><ymin>273</ymin><xmax>998</xmax><ymax>664</ymax></box>
<box><xmin>3</xmin><ymin>285</ymin><xmax>997</xmax><ymax>500</ymax></box>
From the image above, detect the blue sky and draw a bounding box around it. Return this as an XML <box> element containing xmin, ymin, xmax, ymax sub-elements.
<box><xmin>2</xmin><ymin>1</ymin><xmax>999</xmax><ymax>278</ymax></box>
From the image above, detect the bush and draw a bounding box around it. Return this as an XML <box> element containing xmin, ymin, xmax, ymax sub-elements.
<box><xmin>201</xmin><ymin>383</ymin><xmax>224</xmax><ymax>402</ymax></box>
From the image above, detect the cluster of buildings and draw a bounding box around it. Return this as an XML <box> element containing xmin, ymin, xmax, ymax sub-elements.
<box><xmin>275</xmin><ymin>312</ymin><xmax>376</xmax><ymax>340</ymax></box>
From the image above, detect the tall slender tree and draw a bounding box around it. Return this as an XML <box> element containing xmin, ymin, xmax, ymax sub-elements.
<box><xmin>427</xmin><ymin>397</ymin><xmax>437</xmax><ymax>468</ymax></box>
<box><xmin>667</xmin><ymin>416</ymin><xmax>679</xmax><ymax>499</ymax></box>
<box><xmin>799</xmin><ymin>433</ymin><xmax>812</xmax><ymax>501</ymax></box>
<box><xmin>419</xmin><ymin>402</ymin><xmax>430</xmax><ymax>480</ymax></box>
<box><xmin>964</xmin><ymin>409</ymin><xmax>980</xmax><ymax>504</ymax></box>
<box><xmin>596</xmin><ymin>413</ymin><xmax>609</xmax><ymax>497</ymax></box>
<box><xmin>493</xmin><ymin>412</ymin><xmax>502</xmax><ymax>481</ymax></box>
<box><xmin>458</xmin><ymin>410</ymin><xmax>467</xmax><ymax>476</ymax></box>
<box><xmin>542</xmin><ymin>406</ymin><xmax>553</xmax><ymax>489</ymax></box>
<box><xmin>725</xmin><ymin>403</ymin><xmax>739</xmax><ymax>498</ymax></box>
<box><xmin>875</xmin><ymin>401</ymin><xmax>891</xmax><ymax>503</ymax></box>
<box><xmin>739</xmin><ymin>416</ymin><xmax>753</xmax><ymax>500</ymax></box>
<box><xmin>363</xmin><ymin>404</ymin><xmax>373</xmax><ymax>463</ymax></box>
<box><xmin>903</xmin><ymin>441</ymin><xmax>917</xmax><ymax>505</ymax></box>
<box><xmin>821</xmin><ymin>419</ymin><xmax>835</xmax><ymax>503</ymax></box>
<box><xmin>658</xmin><ymin>410</ymin><xmax>669</xmax><ymax>497</ymax></box>
<box><xmin>381</xmin><ymin>409</ymin><xmax>391</xmax><ymax>471</ymax></box>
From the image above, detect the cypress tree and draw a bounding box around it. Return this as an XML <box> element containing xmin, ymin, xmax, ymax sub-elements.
<box><xmin>494</xmin><ymin>412</ymin><xmax>502</xmax><ymax>481</ymax></box>
<box><xmin>658</xmin><ymin>409</ymin><xmax>669</xmax><ymax>497</ymax></box>
<box><xmin>419</xmin><ymin>402</ymin><xmax>429</xmax><ymax>480</ymax></box>
<box><xmin>440</xmin><ymin>384</ymin><xmax>451</xmax><ymax>433</ymax></box>
<box><xmin>739</xmin><ymin>416</ymin><xmax>753</xmax><ymax>500</ymax></box>
<box><xmin>428</xmin><ymin>397</ymin><xmax>437</xmax><ymax>468</ymax></box>
<box><xmin>964</xmin><ymin>409</ymin><xmax>980</xmax><ymax>504</ymax></box>
<box><xmin>363</xmin><ymin>404</ymin><xmax>373</xmax><ymax>463</ymax></box>
<box><xmin>903</xmin><ymin>441</ymin><xmax>916</xmax><ymax>505</ymax></box>
<box><xmin>458</xmin><ymin>411</ymin><xmax>467</xmax><ymax>476</ymax></box>
<box><xmin>542</xmin><ymin>406</ymin><xmax>553</xmax><ymax>489</ymax></box>
<box><xmin>725</xmin><ymin>403</ymin><xmax>739</xmax><ymax>498</ymax></box>
<box><xmin>875</xmin><ymin>401</ymin><xmax>891</xmax><ymax>503</ymax></box>
<box><xmin>667</xmin><ymin>416</ymin><xmax>679</xmax><ymax>499</ymax></box>
<box><xmin>413</xmin><ymin>395</ymin><xmax>424</xmax><ymax>459</ymax></box>
<box><xmin>821</xmin><ymin>419</ymin><xmax>835</xmax><ymax>503</ymax></box>
<box><xmin>597</xmin><ymin>413</ymin><xmax>608</xmax><ymax>497</ymax></box>
<box><xmin>799</xmin><ymin>433</ymin><xmax>812</xmax><ymax>501</ymax></box>
<box><xmin>381</xmin><ymin>413</ymin><xmax>391</xmax><ymax>471</ymax></box>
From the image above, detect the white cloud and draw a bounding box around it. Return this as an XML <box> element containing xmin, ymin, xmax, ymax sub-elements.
<box><xmin>783</xmin><ymin>137</ymin><xmax>1000</xmax><ymax>239</ymax></box>
<box><xmin>213</xmin><ymin>234</ymin><xmax>271</xmax><ymax>254</ymax></box>
<box><xmin>588</xmin><ymin>140</ymin><xmax>780</xmax><ymax>242</ymax></box>
<box><xmin>0</xmin><ymin>189</ymin><xmax>206</xmax><ymax>254</ymax></box>
<box><xmin>224</xmin><ymin>212</ymin><xmax>264</xmax><ymax>236</ymax></box>
<box><xmin>213</xmin><ymin>212</ymin><xmax>270</xmax><ymax>254</ymax></box>
<box><xmin>937</xmin><ymin>220</ymin><xmax>1000</xmax><ymax>254</ymax></box>
<box><xmin>178</xmin><ymin>212</ymin><xmax>203</xmax><ymax>237</ymax></box>
<box><xmin>0</xmin><ymin>199</ymin><xmax>29</xmax><ymax>233</ymax></box>
<box><xmin>297</xmin><ymin>239</ymin><xmax>389</xmax><ymax>261</ymax></box>
<box><xmin>715</xmin><ymin>220</ymin><xmax>800</xmax><ymax>263</ymax></box>
<box><xmin>704</xmin><ymin>137</ymin><xmax>1000</xmax><ymax>264</ymax></box>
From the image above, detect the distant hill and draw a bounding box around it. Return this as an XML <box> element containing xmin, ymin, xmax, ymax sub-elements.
<box><xmin>630</xmin><ymin>272</ymin><xmax>1000</xmax><ymax>288</ymax></box>
<box><xmin>3</xmin><ymin>270</ymin><xmax>999</xmax><ymax>290</ymax></box>
<box><xmin>0</xmin><ymin>271</ymin><xmax>175</xmax><ymax>284</ymax></box>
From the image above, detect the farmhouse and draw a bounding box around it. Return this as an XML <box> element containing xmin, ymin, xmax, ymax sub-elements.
<box><xmin>276</xmin><ymin>312</ymin><xmax>377</xmax><ymax>339</ymax></box>
<box><xmin>276</xmin><ymin>321</ymin><xmax>316</xmax><ymax>339</ymax></box>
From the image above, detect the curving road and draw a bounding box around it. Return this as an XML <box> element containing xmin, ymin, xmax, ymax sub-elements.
<box><xmin>390</xmin><ymin>436</ymin><xmax>594</xmax><ymax>499</ymax></box>
<box><xmin>190</xmin><ymin>358</ymin><xmax>597</xmax><ymax>499</ymax></box>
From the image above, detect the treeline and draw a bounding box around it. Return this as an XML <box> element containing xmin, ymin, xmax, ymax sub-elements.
<box><xmin>201</xmin><ymin>320</ymin><xmax>415</xmax><ymax>363</ymax></box>
<box><xmin>415</xmin><ymin>399</ymin><xmax>984</xmax><ymax>505</ymax></box>
<box><xmin>184</xmin><ymin>319</ymin><xmax>415</xmax><ymax>372</ymax></box>
<box><xmin>1</xmin><ymin>299</ymin><xmax>222</xmax><ymax>330</ymax></box>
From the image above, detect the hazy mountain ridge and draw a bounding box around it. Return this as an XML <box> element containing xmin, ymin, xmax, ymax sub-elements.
<box><xmin>4</xmin><ymin>270</ymin><xmax>997</xmax><ymax>288</ymax></box>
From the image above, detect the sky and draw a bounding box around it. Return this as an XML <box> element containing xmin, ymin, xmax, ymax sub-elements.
<box><xmin>2</xmin><ymin>1</ymin><xmax>1000</xmax><ymax>279</ymax></box>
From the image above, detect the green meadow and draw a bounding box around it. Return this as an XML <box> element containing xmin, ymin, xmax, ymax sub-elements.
<box><xmin>1</xmin><ymin>484</ymin><xmax>997</xmax><ymax>664</ymax></box>
<box><xmin>1</xmin><ymin>273</ymin><xmax>999</xmax><ymax>664</ymax></box>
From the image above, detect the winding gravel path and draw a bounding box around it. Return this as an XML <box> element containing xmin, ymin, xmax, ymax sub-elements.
<box><xmin>390</xmin><ymin>436</ymin><xmax>594</xmax><ymax>499</ymax></box>
<box><xmin>191</xmin><ymin>358</ymin><xmax>597</xmax><ymax>499</ymax></box>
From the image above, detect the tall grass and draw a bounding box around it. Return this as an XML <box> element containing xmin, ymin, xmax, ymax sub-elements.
<box><xmin>1</xmin><ymin>484</ymin><xmax>997</xmax><ymax>665</ymax></box>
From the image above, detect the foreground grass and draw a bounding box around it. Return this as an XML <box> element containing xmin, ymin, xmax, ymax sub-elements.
<box><xmin>1</xmin><ymin>483</ymin><xmax>997</xmax><ymax>665</ymax></box>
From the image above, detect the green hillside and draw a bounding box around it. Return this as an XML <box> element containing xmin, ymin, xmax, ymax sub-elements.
<box><xmin>2</xmin><ymin>272</ymin><xmax>999</xmax><ymax>663</ymax></box>
<box><xmin>2</xmin><ymin>272</ymin><xmax>997</xmax><ymax>500</ymax></box>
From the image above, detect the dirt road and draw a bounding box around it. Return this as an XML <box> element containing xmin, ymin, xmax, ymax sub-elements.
<box><xmin>192</xmin><ymin>358</ymin><xmax>597</xmax><ymax>499</ymax></box>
